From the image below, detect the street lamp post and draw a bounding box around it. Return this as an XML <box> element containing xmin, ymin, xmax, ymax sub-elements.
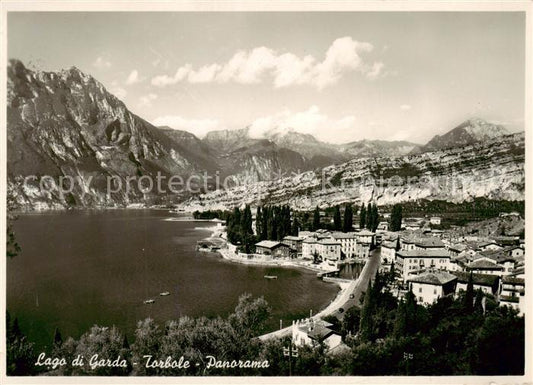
<box><xmin>283</xmin><ymin>344</ymin><xmax>299</xmax><ymax>376</ymax></box>
<box><xmin>403</xmin><ymin>352</ymin><xmax>413</xmax><ymax>375</ymax></box>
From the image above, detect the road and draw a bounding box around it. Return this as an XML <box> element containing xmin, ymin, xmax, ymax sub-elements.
<box><xmin>258</xmin><ymin>247</ymin><xmax>381</xmax><ymax>341</ymax></box>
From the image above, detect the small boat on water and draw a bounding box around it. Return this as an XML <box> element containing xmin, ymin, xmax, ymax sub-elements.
<box><xmin>264</xmin><ymin>275</ymin><xmax>278</xmax><ymax>280</ymax></box>
<box><xmin>144</xmin><ymin>299</ymin><xmax>155</xmax><ymax>304</ymax></box>
<box><xmin>159</xmin><ymin>292</ymin><xmax>170</xmax><ymax>296</ymax></box>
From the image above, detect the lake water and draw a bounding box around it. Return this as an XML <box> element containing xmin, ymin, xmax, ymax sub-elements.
<box><xmin>6</xmin><ymin>209</ymin><xmax>339</xmax><ymax>349</ymax></box>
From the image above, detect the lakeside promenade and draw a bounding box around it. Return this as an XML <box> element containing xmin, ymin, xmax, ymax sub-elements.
<box><xmin>258</xmin><ymin>247</ymin><xmax>381</xmax><ymax>341</ymax></box>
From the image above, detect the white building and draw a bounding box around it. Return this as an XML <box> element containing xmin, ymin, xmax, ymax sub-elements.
<box><xmin>381</xmin><ymin>240</ymin><xmax>397</xmax><ymax>266</ymax></box>
<box><xmin>454</xmin><ymin>272</ymin><xmax>500</xmax><ymax>296</ymax></box>
<box><xmin>395</xmin><ymin>249</ymin><xmax>451</xmax><ymax>281</ymax></box>
<box><xmin>467</xmin><ymin>258</ymin><xmax>504</xmax><ymax>277</ymax></box>
<box><xmin>408</xmin><ymin>271</ymin><xmax>457</xmax><ymax>305</ymax></box>
<box><xmin>318</xmin><ymin>238</ymin><xmax>342</xmax><ymax>261</ymax></box>
<box><xmin>331</xmin><ymin>232</ymin><xmax>357</xmax><ymax>258</ymax></box>
<box><xmin>292</xmin><ymin>319</ymin><xmax>343</xmax><ymax>351</ymax></box>
<box><xmin>429</xmin><ymin>216</ymin><xmax>442</xmax><ymax>225</ymax></box>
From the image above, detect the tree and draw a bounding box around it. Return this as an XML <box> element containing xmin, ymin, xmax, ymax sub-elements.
<box><xmin>343</xmin><ymin>205</ymin><xmax>353</xmax><ymax>232</ymax></box>
<box><xmin>390</xmin><ymin>204</ymin><xmax>403</xmax><ymax>231</ymax></box>
<box><xmin>229</xmin><ymin>293</ymin><xmax>271</xmax><ymax>339</ymax></box>
<box><xmin>463</xmin><ymin>272</ymin><xmax>475</xmax><ymax>313</ymax></box>
<box><xmin>256</xmin><ymin>207</ymin><xmax>263</xmax><ymax>240</ymax></box>
<box><xmin>291</xmin><ymin>216</ymin><xmax>300</xmax><ymax>236</ymax></box>
<box><xmin>6</xmin><ymin>315</ymin><xmax>36</xmax><ymax>375</ymax></box>
<box><xmin>359</xmin><ymin>281</ymin><xmax>374</xmax><ymax>342</ymax></box>
<box><xmin>7</xmin><ymin>195</ymin><xmax>21</xmax><ymax>258</ymax></box>
<box><xmin>365</xmin><ymin>202</ymin><xmax>372</xmax><ymax>230</ymax></box>
<box><xmin>359</xmin><ymin>204</ymin><xmax>366</xmax><ymax>230</ymax></box>
<box><xmin>370</xmin><ymin>203</ymin><xmax>379</xmax><ymax>231</ymax></box>
<box><xmin>333</xmin><ymin>206</ymin><xmax>342</xmax><ymax>231</ymax></box>
<box><xmin>312</xmin><ymin>206</ymin><xmax>321</xmax><ymax>231</ymax></box>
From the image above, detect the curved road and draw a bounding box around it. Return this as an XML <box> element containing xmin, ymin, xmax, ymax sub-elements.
<box><xmin>259</xmin><ymin>247</ymin><xmax>381</xmax><ymax>341</ymax></box>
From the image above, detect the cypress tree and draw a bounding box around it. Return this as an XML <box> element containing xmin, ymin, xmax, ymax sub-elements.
<box><xmin>256</xmin><ymin>207</ymin><xmax>262</xmax><ymax>240</ymax></box>
<box><xmin>359</xmin><ymin>204</ymin><xmax>366</xmax><ymax>230</ymax></box>
<box><xmin>365</xmin><ymin>202</ymin><xmax>372</xmax><ymax>230</ymax></box>
<box><xmin>312</xmin><ymin>206</ymin><xmax>321</xmax><ymax>231</ymax></box>
<box><xmin>291</xmin><ymin>216</ymin><xmax>300</xmax><ymax>236</ymax></box>
<box><xmin>343</xmin><ymin>204</ymin><xmax>353</xmax><ymax>232</ymax></box>
<box><xmin>390</xmin><ymin>204</ymin><xmax>403</xmax><ymax>232</ymax></box>
<box><xmin>261</xmin><ymin>206</ymin><xmax>269</xmax><ymax>240</ymax></box>
<box><xmin>333</xmin><ymin>205</ymin><xmax>342</xmax><ymax>231</ymax></box>
<box><xmin>359</xmin><ymin>280</ymin><xmax>375</xmax><ymax>342</ymax></box>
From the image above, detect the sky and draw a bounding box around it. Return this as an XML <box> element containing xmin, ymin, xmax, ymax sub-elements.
<box><xmin>8</xmin><ymin>12</ymin><xmax>526</xmax><ymax>144</ymax></box>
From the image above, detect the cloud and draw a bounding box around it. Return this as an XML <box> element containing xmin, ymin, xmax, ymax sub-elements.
<box><xmin>151</xmin><ymin>115</ymin><xmax>223</xmax><ymax>137</ymax></box>
<box><xmin>400</xmin><ymin>104</ymin><xmax>412</xmax><ymax>111</ymax></box>
<box><xmin>151</xmin><ymin>65</ymin><xmax>192</xmax><ymax>87</ymax></box>
<box><xmin>109</xmin><ymin>81</ymin><xmax>127</xmax><ymax>99</ymax></box>
<box><xmin>126</xmin><ymin>70</ymin><xmax>141</xmax><ymax>85</ymax></box>
<box><xmin>248</xmin><ymin>105</ymin><xmax>357</xmax><ymax>143</ymax></box>
<box><xmin>93</xmin><ymin>56</ymin><xmax>111</xmax><ymax>69</ymax></box>
<box><xmin>151</xmin><ymin>36</ymin><xmax>385</xmax><ymax>89</ymax></box>
<box><xmin>138</xmin><ymin>93</ymin><xmax>158</xmax><ymax>107</ymax></box>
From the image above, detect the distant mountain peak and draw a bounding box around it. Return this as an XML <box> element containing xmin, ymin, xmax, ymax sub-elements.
<box><xmin>414</xmin><ymin>118</ymin><xmax>509</xmax><ymax>154</ymax></box>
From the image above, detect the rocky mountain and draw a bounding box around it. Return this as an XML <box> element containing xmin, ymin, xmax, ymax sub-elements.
<box><xmin>414</xmin><ymin>118</ymin><xmax>509</xmax><ymax>154</ymax></box>
<box><xmin>7</xmin><ymin>59</ymin><xmax>524</xmax><ymax>211</ymax></box>
<box><xmin>263</xmin><ymin>129</ymin><xmax>346</xmax><ymax>167</ymax></box>
<box><xmin>7</xmin><ymin>59</ymin><xmax>216</xmax><ymax>209</ymax></box>
<box><xmin>176</xmin><ymin>132</ymin><xmax>525</xmax><ymax>212</ymax></box>
<box><xmin>339</xmin><ymin>139</ymin><xmax>420</xmax><ymax>158</ymax></box>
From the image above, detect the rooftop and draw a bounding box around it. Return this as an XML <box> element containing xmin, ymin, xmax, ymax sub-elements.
<box><xmin>408</xmin><ymin>271</ymin><xmax>457</xmax><ymax>285</ymax></box>
<box><xmin>382</xmin><ymin>241</ymin><xmax>397</xmax><ymax>249</ymax></box>
<box><xmin>331</xmin><ymin>232</ymin><xmax>357</xmax><ymax>239</ymax></box>
<box><xmin>357</xmin><ymin>230</ymin><xmax>375</xmax><ymax>236</ymax></box>
<box><xmin>283</xmin><ymin>235</ymin><xmax>303</xmax><ymax>241</ymax></box>
<box><xmin>502</xmin><ymin>276</ymin><xmax>525</xmax><ymax>285</ymax></box>
<box><xmin>415</xmin><ymin>238</ymin><xmax>445</xmax><ymax>248</ymax></box>
<box><xmin>397</xmin><ymin>249</ymin><xmax>450</xmax><ymax>258</ymax></box>
<box><xmin>453</xmin><ymin>271</ymin><xmax>499</xmax><ymax>286</ymax></box>
<box><xmin>467</xmin><ymin>259</ymin><xmax>504</xmax><ymax>270</ymax></box>
<box><xmin>255</xmin><ymin>240</ymin><xmax>281</xmax><ymax>249</ymax></box>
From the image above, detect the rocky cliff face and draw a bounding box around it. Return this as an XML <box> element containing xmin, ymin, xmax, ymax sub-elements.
<box><xmin>7</xmin><ymin>60</ymin><xmax>213</xmax><ymax>209</ymax></box>
<box><xmin>7</xmin><ymin>59</ymin><xmax>525</xmax><ymax>211</ymax></box>
<box><xmin>177</xmin><ymin>132</ymin><xmax>525</xmax><ymax>212</ymax></box>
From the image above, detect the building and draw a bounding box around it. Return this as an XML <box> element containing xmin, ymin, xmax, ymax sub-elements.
<box><xmin>499</xmin><ymin>277</ymin><xmax>525</xmax><ymax>314</ymax></box>
<box><xmin>395</xmin><ymin>249</ymin><xmax>451</xmax><ymax>281</ymax></box>
<box><xmin>282</xmin><ymin>236</ymin><xmax>303</xmax><ymax>256</ymax></box>
<box><xmin>448</xmin><ymin>243</ymin><xmax>468</xmax><ymax>257</ymax></box>
<box><xmin>331</xmin><ymin>232</ymin><xmax>357</xmax><ymax>258</ymax></box>
<box><xmin>501</xmin><ymin>276</ymin><xmax>525</xmax><ymax>298</ymax></box>
<box><xmin>292</xmin><ymin>319</ymin><xmax>343</xmax><ymax>351</ymax></box>
<box><xmin>478</xmin><ymin>241</ymin><xmax>503</xmax><ymax>252</ymax></box>
<box><xmin>255</xmin><ymin>240</ymin><xmax>296</xmax><ymax>259</ymax></box>
<box><xmin>453</xmin><ymin>272</ymin><xmax>500</xmax><ymax>296</ymax></box>
<box><xmin>377</xmin><ymin>221</ymin><xmax>389</xmax><ymax>231</ymax></box>
<box><xmin>400</xmin><ymin>237</ymin><xmax>417</xmax><ymax>251</ymax></box>
<box><xmin>301</xmin><ymin>236</ymin><xmax>342</xmax><ymax>261</ymax></box>
<box><xmin>302</xmin><ymin>237</ymin><xmax>319</xmax><ymax>260</ymax></box>
<box><xmin>466</xmin><ymin>259</ymin><xmax>504</xmax><ymax>277</ymax></box>
<box><xmin>507</xmin><ymin>246</ymin><xmax>525</xmax><ymax>259</ymax></box>
<box><xmin>355</xmin><ymin>230</ymin><xmax>375</xmax><ymax>259</ymax></box>
<box><xmin>429</xmin><ymin>216</ymin><xmax>442</xmax><ymax>225</ymax></box>
<box><xmin>318</xmin><ymin>238</ymin><xmax>342</xmax><ymax>261</ymax></box>
<box><xmin>381</xmin><ymin>240</ymin><xmax>398</xmax><ymax>266</ymax></box>
<box><xmin>414</xmin><ymin>237</ymin><xmax>446</xmax><ymax>251</ymax></box>
<box><xmin>408</xmin><ymin>271</ymin><xmax>457</xmax><ymax>305</ymax></box>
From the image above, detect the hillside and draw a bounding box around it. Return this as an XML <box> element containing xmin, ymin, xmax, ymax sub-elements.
<box><xmin>176</xmin><ymin>132</ymin><xmax>525</xmax><ymax>211</ymax></box>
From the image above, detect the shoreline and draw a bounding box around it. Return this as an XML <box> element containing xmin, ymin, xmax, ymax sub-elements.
<box><xmin>197</xmin><ymin>226</ymin><xmax>356</xmax><ymax>328</ymax></box>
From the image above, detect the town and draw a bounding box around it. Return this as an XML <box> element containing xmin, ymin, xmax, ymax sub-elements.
<box><xmin>196</xmin><ymin>203</ymin><xmax>525</xmax><ymax>354</ymax></box>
